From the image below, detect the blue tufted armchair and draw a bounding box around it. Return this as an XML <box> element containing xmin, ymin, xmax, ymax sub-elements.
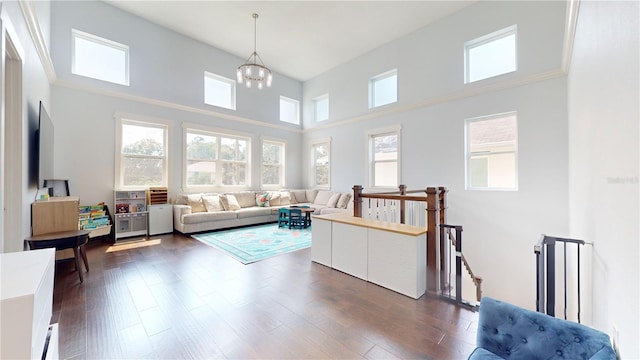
<box><xmin>469</xmin><ymin>297</ymin><xmax>616</xmax><ymax>359</ymax></box>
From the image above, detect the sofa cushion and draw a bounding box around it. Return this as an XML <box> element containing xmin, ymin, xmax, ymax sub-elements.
<box><xmin>306</xmin><ymin>189</ymin><xmax>318</xmax><ymax>203</ymax></box>
<box><xmin>220</xmin><ymin>194</ymin><xmax>241</xmax><ymax>211</ymax></box>
<box><xmin>202</xmin><ymin>195</ymin><xmax>223</xmax><ymax>212</ymax></box>
<box><xmin>326</xmin><ymin>193</ymin><xmax>341</xmax><ymax>208</ymax></box>
<box><xmin>256</xmin><ymin>192</ymin><xmax>271</xmax><ymax>207</ymax></box>
<box><xmin>182</xmin><ymin>211</ymin><xmax>237</xmax><ymax>224</ymax></box>
<box><xmin>236</xmin><ymin>207</ymin><xmax>273</xmax><ymax>219</ymax></box>
<box><xmin>337</xmin><ymin>192</ymin><xmax>352</xmax><ymax>209</ymax></box>
<box><xmin>232</xmin><ymin>191</ymin><xmax>258</xmax><ymax>208</ymax></box>
<box><xmin>290</xmin><ymin>190</ymin><xmax>306</xmax><ymax>204</ymax></box>
<box><xmin>186</xmin><ymin>194</ymin><xmax>206</xmax><ymax>213</ymax></box>
<box><xmin>314</xmin><ymin>190</ymin><xmax>335</xmax><ymax>205</ymax></box>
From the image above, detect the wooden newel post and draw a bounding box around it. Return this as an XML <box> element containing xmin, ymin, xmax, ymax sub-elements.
<box><xmin>425</xmin><ymin>187</ymin><xmax>441</xmax><ymax>294</ymax></box>
<box><xmin>352</xmin><ymin>185</ymin><xmax>363</xmax><ymax>218</ymax></box>
<box><xmin>399</xmin><ymin>184</ymin><xmax>406</xmax><ymax>224</ymax></box>
<box><xmin>438</xmin><ymin>186</ymin><xmax>448</xmax><ymax>293</ymax></box>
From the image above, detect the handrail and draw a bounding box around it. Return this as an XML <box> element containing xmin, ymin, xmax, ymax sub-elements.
<box><xmin>352</xmin><ymin>185</ymin><xmax>447</xmax><ymax>294</ymax></box>
<box><xmin>440</xmin><ymin>224</ymin><xmax>481</xmax><ymax>310</ymax></box>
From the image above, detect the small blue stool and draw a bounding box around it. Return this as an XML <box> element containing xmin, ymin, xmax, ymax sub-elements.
<box><xmin>278</xmin><ymin>208</ymin><xmax>290</xmax><ymax>228</ymax></box>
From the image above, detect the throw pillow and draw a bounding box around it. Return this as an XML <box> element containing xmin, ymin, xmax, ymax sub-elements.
<box><xmin>279</xmin><ymin>191</ymin><xmax>291</xmax><ymax>205</ymax></box>
<box><xmin>327</xmin><ymin>193</ymin><xmax>341</xmax><ymax>208</ymax></box>
<box><xmin>291</xmin><ymin>190</ymin><xmax>307</xmax><ymax>204</ymax></box>
<box><xmin>269</xmin><ymin>191</ymin><xmax>281</xmax><ymax>206</ymax></box>
<box><xmin>186</xmin><ymin>194</ymin><xmax>206</xmax><ymax>213</ymax></box>
<box><xmin>314</xmin><ymin>190</ymin><xmax>334</xmax><ymax>205</ymax></box>
<box><xmin>255</xmin><ymin>192</ymin><xmax>271</xmax><ymax>207</ymax></box>
<box><xmin>337</xmin><ymin>193</ymin><xmax>352</xmax><ymax>209</ymax></box>
<box><xmin>202</xmin><ymin>195</ymin><xmax>223</xmax><ymax>212</ymax></box>
<box><xmin>220</xmin><ymin>194</ymin><xmax>241</xmax><ymax>211</ymax></box>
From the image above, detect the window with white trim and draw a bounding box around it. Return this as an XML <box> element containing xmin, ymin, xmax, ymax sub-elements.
<box><xmin>466</xmin><ymin>113</ymin><xmax>518</xmax><ymax>190</ymax></box>
<box><xmin>184</xmin><ymin>128</ymin><xmax>250</xmax><ymax>189</ymax></box>
<box><xmin>369</xmin><ymin>69</ymin><xmax>397</xmax><ymax>108</ymax></box>
<box><xmin>368</xmin><ymin>126</ymin><xmax>400</xmax><ymax>188</ymax></box>
<box><xmin>261</xmin><ymin>139</ymin><xmax>286</xmax><ymax>188</ymax></box>
<box><xmin>116</xmin><ymin>118</ymin><xmax>168</xmax><ymax>189</ymax></box>
<box><xmin>280</xmin><ymin>96</ymin><xmax>300</xmax><ymax>124</ymax></box>
<box><xmin>204</xmin><ymin>72</ymin><xmax>236</xmax><ymax>110</ymax></box>
<box><xmin>313</xmin><ymin>94</ymin><xmax>329</xmax><ymax>122</ymax></box>
<box><xmin>72</xmin><ymin>29</ymin><xmax>129</xmax><ymax>85</ymax></box>
<box><xmin>465</xmin><ymin>25</ymin><xmax>517</xmax><ymax>83</ymax></box>
<box><xmin>311</xmin><ymin>139</ymin><xmax>330</xmax><ymax>188</ymax></box>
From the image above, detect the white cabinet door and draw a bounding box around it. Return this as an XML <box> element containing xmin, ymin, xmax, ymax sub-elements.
<box><xmin>311</xmin><ymin>218</ymin><xmax>332</xmax><ymax>266</ymax></box>
<box><xmin>331</xmin><ymin>222</ymin><xmax>368</xmax><ymax>280</ymax></box>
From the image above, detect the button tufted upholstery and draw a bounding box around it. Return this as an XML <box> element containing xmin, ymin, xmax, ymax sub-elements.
<box><xmin>468</xmin><ymin>297</ymin><xmax>616</xmax><ymax>360</ymax></box>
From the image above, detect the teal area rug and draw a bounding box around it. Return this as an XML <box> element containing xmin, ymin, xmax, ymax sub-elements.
<box><xmin>192</xmin><ymin>223</ymin><xmax>312</xmax><ymax>264</ymax></box>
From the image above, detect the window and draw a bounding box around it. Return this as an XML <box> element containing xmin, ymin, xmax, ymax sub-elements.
<box><xmin>72</xmin><ymin>29</ymin><xmax>129</xmax><ymax>85</ymax></box>
<box><xmin>280</xmin><ymin>96</ymin><xmax>300</xmax><ymax>124</ymax></box>
<box><xmin>261</xmin><ymin>140</ymin><xmax>285</xmax><ymax>188</ymax></box>
<box><xmin>368</xmin><ymin>126</ymin><xmax>401</xmax><ymax>188</ymax></box>
<box><xmin>116</xmin><ymin>118</ymin><xmax>168</xmax><ymax>189</ymax></box>
<box><xmin>465</xmin><ymin>25</ymin><xmax>517</xmax><ymax>83</ymax></box>
<box><xmin>466</xmin><ymin>113</ymin><xmax>518</xmax><ymax>190</ymax></box>
<box><xmin>311</xmin><ymin>139</ymin><xmax>331</xmax><ymax>188</ymax></box>
<box><xmin>184</xmin><ymin>127</ymin><xmax>250</xmax><ymax>188</ymax></box>
<box><xmin>313</xmin><ymin>94</ymin><xmax>329</xmax><ymax>122</ymax></box>
<box><xmin>369</xmin><ymin>69</ymin><xmax>397</xmax><ymax>108</ymax></box>
<box><xmin>204</xmin><ymin>72</ymin><xmax>236</xmax><ymax>110</ymax></box>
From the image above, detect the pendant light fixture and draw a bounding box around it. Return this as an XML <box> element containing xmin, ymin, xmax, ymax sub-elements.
<box><xmin>236</xmin><ymin>13</ymin><xmax>272</xmax><ymax>89</ymax></box>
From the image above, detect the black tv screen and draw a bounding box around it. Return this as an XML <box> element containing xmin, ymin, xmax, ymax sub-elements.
<box><xmin>37</xmin><ymin>101</ymin><xmax>54</xmax><ymax>189</ymax></box>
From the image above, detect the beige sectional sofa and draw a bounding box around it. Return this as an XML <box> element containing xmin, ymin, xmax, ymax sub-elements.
<box><xmin>173</xmin><ymin>189</ymin><xmax>353</xmax><ymax>234</ymax></box>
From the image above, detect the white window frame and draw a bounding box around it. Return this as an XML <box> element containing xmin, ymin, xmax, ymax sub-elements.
<box><xmin>204</xmin><ymin>71</ymin><xmax>236</xmax><ymax>110</ymax></box>
<box><xmin>465</xmin><ymin>112</ymin><xmax>518</xmax><ymax>191</ymax></box>
<box><xmin>367</xmin><ymin>125</ymin><xmax>401</xmax><ymax>189</ymax></box>
<box><xmin>369</xmin><ymin>69</ymin><xmax>398</xmax><ymax>109</ymax></box>
<box><xmin>280</xmin><ymin>96</ymin><xmax>300</xmax><ymax>125</ymax></box>
<box><xmin>183</xmin><ymin>124</ymin><xmax>252</xmax><ymax>191</ymax></box>
<box><xmin>115</xmin><ymin>115</ymin><xmax>169</xmax><ymax>190</ymax></box>
<box><xmin>261</xmin><ymin>138</ymin><xmax>286</xmax><ymax>190</ymax></box>
<box><xmin>72</xmin><ymin>29</ymin><xmax>130</xmax><ymax>86</ymax></box>
<box><xmin>464</xmin><ymin>25</ymin><xmax>517</xmax><ymax>84</ymax></box>
<box><xmin>310</xmin><ymin>137</ymin><xmax>331</xmax><ymax>189</ymax></box>
<box><xmin>313</xmin><ymin>94</ymin><xmax>329</xmax><ymax>122</ymax></box>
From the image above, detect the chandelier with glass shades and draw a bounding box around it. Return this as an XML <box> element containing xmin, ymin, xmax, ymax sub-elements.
<box><xmin>237</xmin><ymin>13</ymin><xmax>272</xmax><ymax>89</ymax></box>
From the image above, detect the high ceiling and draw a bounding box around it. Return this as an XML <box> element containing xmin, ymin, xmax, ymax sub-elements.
<box><xmin>105</xmin><ymin>1</ymin><xmax>476</xmax><ymax>82</ymax></box>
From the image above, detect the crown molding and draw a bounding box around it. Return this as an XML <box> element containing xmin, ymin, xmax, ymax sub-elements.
<box><xmin>561</xmin><ymin>0</ymin><xmax>581</xmax><ymax>74</ymax></box>
<box><xmin>53</xmin><ymin>78</ymin><xmax>302</xmax><ymax>133</ymax></box>
<box><xmin>305</xmin><ymin>68</ymin><xmax>566</xmax><ymax>133</ymax></box>
<box><xmin>18</xmin><ymin>0</ymin><xmax>56</xmax><ymax>83</ymax></box>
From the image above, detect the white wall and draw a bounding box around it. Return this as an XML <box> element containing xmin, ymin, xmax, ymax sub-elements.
<box><xmin>302</xmin><ymin>0</ymin><xmax>569</xmax><ymax>309</ymax></box>
<box><xmin>568</xmin><ymin>1</ymin><xmax>639</xmax><ymax>357</ymax></box>
<box><xmin>48</xmin><ymin>1</ymin><xmax>304</xmax><ymax>209</ymax></box>
<box><xmin>0</xmin><ymin>1</ymin><xmax>52</xmax><ymax>252</ymax></box>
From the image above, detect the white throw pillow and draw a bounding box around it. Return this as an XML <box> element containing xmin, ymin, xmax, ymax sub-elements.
<box><xmin>337</xmin><ymin>193</ymin><xmax>352</xmax><ymax>209</ymax></box>
<box><xmin>314</xmin><ymin>190</ymin><xmax>334</xmax><ymax>205</ymax></box>
<box><xmin>220</xmin><ymin>194</ymin><xmax>241</xmax><ymax>211</ymax></box>
<box><xmin>202</xmin><ymin>195</ymin><xmax>223</xmax><ymax>212</ymax></box>
<box><xmin>186</xmin><ymin>194</ymin><xmax>206</xmax><ymax>213</ymax></box>
<box><xmin>327</xmin><ymin>193</ymin><xmax>341</xmax><ymax>208</ymax></box>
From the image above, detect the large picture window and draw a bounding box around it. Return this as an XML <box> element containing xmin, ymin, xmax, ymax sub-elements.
<box><xmin>72</xmin><ymin>29</ymin><xmax>129</xmax><ymax>85</ymax></box>
<box><xmin>311</xmin><ymin>139</ymin><xmax>331</xmax><ymax>188</ymax></box>
<box><xmin>368</xmin><ymin>126</ymin><xmax>401</xmax><ymax>188</ymax></box>
<box><xmin>466</xmin><ymin>113</ymin><xmax>518</xmax><ymax>190</ymax></box>
<box><xmin>261</xmin><ymin>140</ymin><xmax>286</xmax><ymax>188</ymax></box>
<box><xmin>184</xmin><ymin>127</ymin><xmax>250</xmax><ymax>189</ymax></box>
<box><xmin>116</xmin><ymin>117</ymin><xmax>168</xmax><ymax>189</ymax></box>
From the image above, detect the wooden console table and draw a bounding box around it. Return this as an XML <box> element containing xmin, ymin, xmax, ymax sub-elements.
<box><xmin>25</xmin><ymin>230</ymin><xmax>90</xmax><ymax>283</ymax></box>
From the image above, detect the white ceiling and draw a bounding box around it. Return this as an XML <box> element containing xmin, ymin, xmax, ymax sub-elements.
<box><xmin>105</xmin><ymin>1</ymin><xmax>476</xmax><ymax>82</ymax></box>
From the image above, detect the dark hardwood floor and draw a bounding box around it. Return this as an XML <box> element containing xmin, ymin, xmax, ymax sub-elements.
<box><xmin>51</xmin><ymin>230</ymin><xmax>478</xmax><ymax>359</ymax></box>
